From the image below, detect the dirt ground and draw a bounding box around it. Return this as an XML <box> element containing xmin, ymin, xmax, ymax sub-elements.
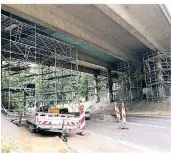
<box><xmin>1</xmin><ymin>114</ymin><xmax>67</xmax><ymax>153</ymax></box>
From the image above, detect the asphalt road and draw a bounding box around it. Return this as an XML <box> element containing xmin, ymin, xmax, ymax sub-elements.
<box><xmin>126</xmin><ymin>116</ymin><xmax>171</xmax><ymax>127</ymax></box>
<box><xmin>87</xmin><ymin>116</ymin><xmax>171</xmax><ymax>153</ymax></box>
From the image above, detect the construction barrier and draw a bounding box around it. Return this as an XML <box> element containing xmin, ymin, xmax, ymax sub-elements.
<box><xmin>121</xmin><ymin>102</ymin><xmax>126</xmax><ymax>124</ymax></box>
<box><xmin>78</xmin><ymin>104</ymin><xmax>90</xmax><ymax>136</ymax></box>
<box><xmin>80</xmin><ymin>104</ymin><xmax>85</xmax><ymax>130</ymax></box>
<box><xmin>114</xmin><ymin>102</ymin><xmax>121</xmax><ymax>122</ymax></box>
<box><xmin>117</xmin><ymin>102</ymin><xmax>129</xmax><ymax>130</ymax></box>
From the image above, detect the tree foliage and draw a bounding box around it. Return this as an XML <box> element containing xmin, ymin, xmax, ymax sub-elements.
<box><xmin>2</xmin><ymin>66</ymin><xmax>92</xmax><ymax>109</ymax></box>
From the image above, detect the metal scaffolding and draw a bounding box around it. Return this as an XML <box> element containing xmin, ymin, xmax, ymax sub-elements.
<box><xmin>112</xmin><ymin>80</ymin><xmax>119</xmax><ymax>101</ymax></box>
<box><xmin>1</xmin><ymin>13</ymin><xmax>80</xmax><ymax>111</ymax></box>
<box><xmin>143</xmin><ymin>51</ymin><xmax>171</xmax><ymax>102</ymax></box>
<box><xmin>88</xmin><ymin>74</ymin><xmax>96</xmax><ymax>101</ymax></box>
<box><xmin>117</xmin><ymin>62</ymin><xmax>143</xmax><ymax>102</ymax></box>
<box><xmin>98</xmin><ymin>69</ymin><xmax>108</xmax><ymax>101</ymax></box>
<box><xmin>87</xmin><ymin>70</ymin><xmax>109</xmax><ymax>102</ymax></box>
<box><xmin>117</xmin><ymin>62</ymin><xmax>132</xmax><ymax>102</ymax></box>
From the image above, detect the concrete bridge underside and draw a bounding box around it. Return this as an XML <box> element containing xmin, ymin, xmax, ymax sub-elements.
<box><xmin>2</xmin><ymin>4</ymin><xmax>171</xmax><ymax>73</ymax></box>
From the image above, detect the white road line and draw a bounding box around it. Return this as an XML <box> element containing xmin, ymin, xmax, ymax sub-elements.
<box><xmin>91</xmin><ymin>118</ymin><xmax>171</xmax><ymax>129</ymax></box>
<box><xmin>89</xmin><ymin>131</ymin><xmax>164</xmax><ymax>153</ymax></box>
<box><xmin>127</xmin><ymin>116</ymin><xmax>171</xmax><ymax>121</ymax></box>
<box><xmin>128</xmin><ymin>122</ymin><xmax>171</xmax><ymax>129</ymax></box>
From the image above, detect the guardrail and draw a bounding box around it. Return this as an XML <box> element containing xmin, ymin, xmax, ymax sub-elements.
<box><xmin>1</xmin><ymin>107</ymin><xmax>25</xmax><ymax>122</ymax></box>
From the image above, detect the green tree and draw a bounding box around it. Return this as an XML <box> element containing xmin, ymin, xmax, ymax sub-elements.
<box><xmin>79</xmin><ymin>74</ymin><xmax>89</xmax><ymax>101</ymax></box>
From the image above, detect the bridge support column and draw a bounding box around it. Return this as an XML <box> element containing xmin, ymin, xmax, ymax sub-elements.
<box><xmin>108</xmin><ymin>69</ymin><xmax>113</xmax><ymax>102</ymax></box>
<box><xmin>94</xmin><ymin>74</ymin><xmax>100</xmax><ymax>103</ymax></box>
<box><xmin>24</xmin><ymin>92</ymin><xmax>26</xmax><ymax>111</ymax></box>
<box><xmin>156</xmin><ymin>54</ymin><xmax>164</xmax><ymax>100</ymax></box>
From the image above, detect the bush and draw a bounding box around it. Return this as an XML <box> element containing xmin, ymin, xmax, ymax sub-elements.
<box><xmin>14</xmin><ymin>105</ymin><xmax>24</xmax><ymax>112</ymax></box>
<box><xmin>1</xmin><ymin>147</ymin><xmax>11</xmax><ymax>153</ymax></box>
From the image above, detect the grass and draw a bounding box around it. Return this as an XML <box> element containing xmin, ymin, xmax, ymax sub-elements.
<box><xmin>1</xmin><ymin>147</ymin><xmax>12</xmax><ymax>153</ymax></box>
<box><xmin>1</xmin><ymin>135</ymin><xmax>20</xmax><ymax>153</ymax></box>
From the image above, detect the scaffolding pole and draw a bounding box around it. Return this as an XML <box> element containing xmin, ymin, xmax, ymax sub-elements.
<box><xmin>117</xmin><ymin>61</ymin><xmax>143</xmax><ymax>103</ymax></box>
<box><xmin>1</xmin><ymin>13</ymin><xmax>80</xmax><ymax>111</ymax></box>
<box><xmin>143</xmin><ymin>51</ymin><xmax>171</xmax><ymax>102</ymax></box>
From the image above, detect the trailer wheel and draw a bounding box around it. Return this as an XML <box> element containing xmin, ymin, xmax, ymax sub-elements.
<box><xmin>29</xmin><ymin>124</ymin><xmax>36</xmax><ymax>133</ymax></box>
<box><xmin>26</xmin><ymin>121</ymin><xmax>30</xmax><ymax>127</ymax></box>
<box><xmin>62</xmin><ymin>136</ymin><xmax>67</xmax><ymax>142</ymax></box>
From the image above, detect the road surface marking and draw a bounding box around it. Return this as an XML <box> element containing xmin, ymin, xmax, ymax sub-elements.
<box><xmin>128</xmin><ymin>122</ymin><xmax>171</xmax><ymax>129</ymax></box>
<box><xmin>91</xmin><ymin>118</ymin><xmax>171</xmax><ymax>129</ymax></box>
<box><xmin>89</xmin><ymin>131</ymin><xmax>163</xmax><ymax>153</ymax></box>
<box><xmin>127</xmin><ymin>116</ymin><xmax>171</xmax><ymax>121</ymax></box>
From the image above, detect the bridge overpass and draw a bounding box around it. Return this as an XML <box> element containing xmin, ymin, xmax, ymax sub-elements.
<box><xmin>1</xmin><ymin>4</ymin><xmax>171</xmax><ymax>104</ymax></box>
<box><xmin>1</xmin><ymin>5</ymin><xmax>171</xmax><ymax>152</ymax></box>
<box><xmin>2</xmin><ymin>4</ymin><xmax>170</xmax><ymax>72</ymax></box>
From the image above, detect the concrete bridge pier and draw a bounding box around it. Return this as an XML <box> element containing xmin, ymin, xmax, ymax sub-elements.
<box><xmin>94</xmin><ymin>74</ymin><xmax>100</xmax><ymax>103</ymax></box>
<box><xmin>107</xmin><ymin>69</ymin><xmax>114</xmax><ymax>102</ymax></box>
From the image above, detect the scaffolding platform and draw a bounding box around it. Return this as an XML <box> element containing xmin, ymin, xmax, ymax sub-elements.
<box><xmin>1</xmin><ymin>12</ymin><xmax>80</xmax><ymax>111</ymax></box>
<box><xmin>143</xmin><ymin>51</ymin><xmax>171</xmax><ymax>102</ymax></box>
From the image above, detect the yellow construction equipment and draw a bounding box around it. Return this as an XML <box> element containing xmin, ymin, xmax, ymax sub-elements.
<box><xmin>48</xmin><ymin>108</ymin><xmax>60</xmax><ymax>114</ymax></box>
<box><xmin>48</xmin><ymin>108</ymin><xmax>68</xmax><ymax>114</ymax></box>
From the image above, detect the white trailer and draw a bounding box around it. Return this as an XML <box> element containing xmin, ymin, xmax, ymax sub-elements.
<box><xmin>25</xmin><ymin>111</ymin><xmax>80</xmax><ymax>141</ymax></box>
